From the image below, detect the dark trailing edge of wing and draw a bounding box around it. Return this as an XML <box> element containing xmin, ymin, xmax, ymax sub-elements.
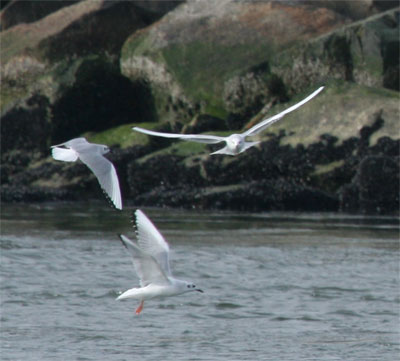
<box><xmin>117</xmin><ymin>234</ymin><xmax>129</xmax><ymax>249</ymax></box>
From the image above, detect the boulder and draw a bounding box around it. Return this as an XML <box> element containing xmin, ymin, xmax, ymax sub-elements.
<box><xmin>1</xmin><ymin>0</ymin><xmax>179</xmax><ymax>155</ymax></box>
<box><xmin>0</xmin><ymin>0</ymin><xmax>179</xmax><ymax>203</ymax></box>
<box><xmin>120</xmin><ymin>0</ymin><xmax>350</xmax><ymax>124</ymax></box>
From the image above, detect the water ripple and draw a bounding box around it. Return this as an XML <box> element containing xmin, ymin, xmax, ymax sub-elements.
<box><xmin>1</xmin><ymin>204</ymin><xmax>399</xmax><ymax>361</ymax></box>
<box><xmin>215</xmin><ymin>302</ymin><xmax>242</xmax><ymax>309</ymax></box>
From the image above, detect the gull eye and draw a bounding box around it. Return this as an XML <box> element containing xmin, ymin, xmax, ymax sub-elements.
<box><xmin>187</xmin><ymin>285</ymin><xmax>191</xmax><ymax>288</ymax></box>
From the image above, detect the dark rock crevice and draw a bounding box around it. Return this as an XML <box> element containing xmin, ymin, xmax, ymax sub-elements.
<box><xmin>51</xmin><ymin>60</ymin><xmax>156</xmax><ymax>144</ymax></box>
<box><xmin>323</xmin><ymin>35</ymin><xmax>354</xmax><ymax>82</ymax></box>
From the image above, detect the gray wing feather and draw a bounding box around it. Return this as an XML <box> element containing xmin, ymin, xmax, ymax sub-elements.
<box><xmin>243</xmin><ymin>86</ymin><xmax>324</xmax><ymax>137</ymax></box>
<box><xmin>55</xmin><ymin>137</ymin><xmax>90</xmax><ymax>150</ymax></box>
<box><xmin>133</xmin><ymin>127</ymin><xmax>224</xmax><ymax>144</ymax></box>
<box><xmin>134</xmin><ymin>209</ymin><xmax>171</xmax><ymax>276</ymax></box>
<box><xmin>78</xmin><ymin>152</ymin><xmax>122</xmax><ymax>210</ymax></box>
<box><xmin>118</xmin><ymin>234</ymin><xmax>170</xmax><ymax>287</ymax></box>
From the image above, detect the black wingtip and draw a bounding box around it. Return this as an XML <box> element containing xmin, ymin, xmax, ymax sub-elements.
<box><xmin>130</xmin><ymin>210</ymin><xmax>136</xmax><ymax>224</ymax></box>
<box><xmin>130</xmin><ymin>209</ymin><xmax>140</xmax><ymax>238</ymax></box>
<box><xmin>101</xmin><ymin>189</ymin><xmax>122</xmax><ymax>212</ymax></box>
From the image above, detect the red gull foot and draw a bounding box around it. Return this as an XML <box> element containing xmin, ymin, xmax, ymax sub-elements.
<box><xmin>135</xmin><ymin>300</ymin><xmax>144</xmax><ymax>315</ymax></box>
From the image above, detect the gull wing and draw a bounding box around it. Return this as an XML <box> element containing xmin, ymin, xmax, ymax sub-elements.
<box><xmin>133</xmin><ymin>127</ymin><xmax>225</xmax><ymax>144</ymax></box>
<box><xmin>243</xmin><ymin>86</ymin><xmax>324</xmax><ymax>137</ymax></box>
<box><xmin>78</xmin><ymin>151</ymin><xmax>122</xmax><ymax>210</ymax></box>
<box><xmin>118</xmin><ymin>234</ymin><xmax>170</xmax><ymax>287</ymax></box>
<box><xmin>52</xmin><ymin>137</ymin><xmax>90</xmax><ymax>151</ymax></box>
<box><xmin>133</xmin><ymin>209</ymin><xmax>172</xmax><ymax>277</ymax></box>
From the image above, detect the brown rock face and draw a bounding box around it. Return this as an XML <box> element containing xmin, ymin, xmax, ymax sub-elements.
<box><xmin>1</xmin><ymin>0</ymin><xmax>79</xmax><ymax>30</ymax></box>
<box><xmin>1</xmin><ymin>0</ymin><xmax>179</xmax><ymax>65</ymax></box>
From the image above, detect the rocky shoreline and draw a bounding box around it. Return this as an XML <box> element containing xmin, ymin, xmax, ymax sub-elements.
<box><xmin>2</xmin><ymin>115</ymin><xmax>398</xmax><ymax>214</ymax></box>
<box><xmin>1</xmin><ymin>1</ymin><xmax>399</xmax><ymax>215</ymax></box>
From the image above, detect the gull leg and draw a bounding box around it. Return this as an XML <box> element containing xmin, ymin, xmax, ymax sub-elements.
<box><xmin>135</xmin><ymin>300</ymin><xmax>144</xmax><ymax>315</ymax></box>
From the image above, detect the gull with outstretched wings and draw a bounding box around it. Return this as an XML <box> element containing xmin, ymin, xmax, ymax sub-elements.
<box><xmin>133</xmin><ymin>86</ymin><xmax>324</xmax><ymax>155</ymax></box>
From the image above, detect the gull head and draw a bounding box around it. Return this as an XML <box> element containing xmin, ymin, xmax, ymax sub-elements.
<box><xmin>183</xmin><ymin>281</ymin><xmax>204</xmax><ymax>293</ymax></box>
<box><xmin>226</xmin><ymin>134</ymin><xmax>244</xmax><ymax>153</ymax></box>
<box><xmin>100</xmin><ymin>145</ymin><xmax>110</xmax><ymax>154</ymax></box>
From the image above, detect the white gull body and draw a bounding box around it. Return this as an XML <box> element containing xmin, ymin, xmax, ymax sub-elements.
<box><xmin>133</xmin><ymin>86</ymin><xmax>324</xmax><ymax>155</ymax></box>
<box><xmin>50</xmin><ymin>137</ymin><xmax>122</xmax><ymax>210</ymax></box>
<box><xmin>117</xmin><ymin>209</ymin><xmax>203</xmax><ymax>314</ymax></box>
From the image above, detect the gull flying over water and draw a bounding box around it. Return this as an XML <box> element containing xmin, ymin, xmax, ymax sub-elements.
<box><xmin>133</xmin><ymin>86</ymin><xmax>324</xmax><ymax>155</ymax></box>
<box><xmin>50</xmin><ymin>137</ymin><xmax>122</xmax><ymax>210</ymax></box>
<box><xmin>116</xmin><ymin>209</ymin><xmax>203</xmax><ymax>315</ymax></box>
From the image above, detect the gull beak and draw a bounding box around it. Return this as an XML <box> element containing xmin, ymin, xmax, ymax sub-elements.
<box><xmin>196</xmin><ymin>289</ymin><xmax>204</xmax><ymax>293</ymax></box>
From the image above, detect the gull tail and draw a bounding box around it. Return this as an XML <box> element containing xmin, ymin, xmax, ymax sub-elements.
<box><xmin>116</xmin><ymin>287</ymin><xmax>142</xmax><ymax>301</ymax></box>
<box><xmin>239</xmin><ymin>141</ymin><xmax>260</xmax><ymax>153</ymax></box>
<box><xmin>51</xmin><ymin>147</ymin><xmax>78</xmax><ymax>162</ymax></box>
<box><xmin>210</xmin><ymin>146</ymin><xmax>236</xmax><ymax>156</ymax></box>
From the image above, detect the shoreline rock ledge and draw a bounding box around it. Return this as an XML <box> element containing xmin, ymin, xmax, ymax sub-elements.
<box><xmin>1</xmin><ymin>0</ymin><xmax>399</xmax><ymax>215</ymax></box>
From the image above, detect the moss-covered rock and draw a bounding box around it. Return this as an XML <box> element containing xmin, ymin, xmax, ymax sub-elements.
<box><xmin>1</xmin><ymin>0</ymin><xmax>180</xmax><ymax>147</ymax></box>
<box><xmin>1</xmin><ymin>55</ymin><xmax>157</xmax><ymax>155</ymax></box>
<box><xmin>270</xmin><ymin>7</ymin><xmax>400</xmax><ymax>93</ymax></box>
<box><xmin>120</xmin><ymin>0</ymin><xmax>349</xmax><ymax>123</ymax></box>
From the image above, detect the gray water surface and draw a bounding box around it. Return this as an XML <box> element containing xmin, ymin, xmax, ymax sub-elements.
<box><xmin>1</xmin><ymin>203</ymin><xmax>399</xmax><ymax>360</ymax></box>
